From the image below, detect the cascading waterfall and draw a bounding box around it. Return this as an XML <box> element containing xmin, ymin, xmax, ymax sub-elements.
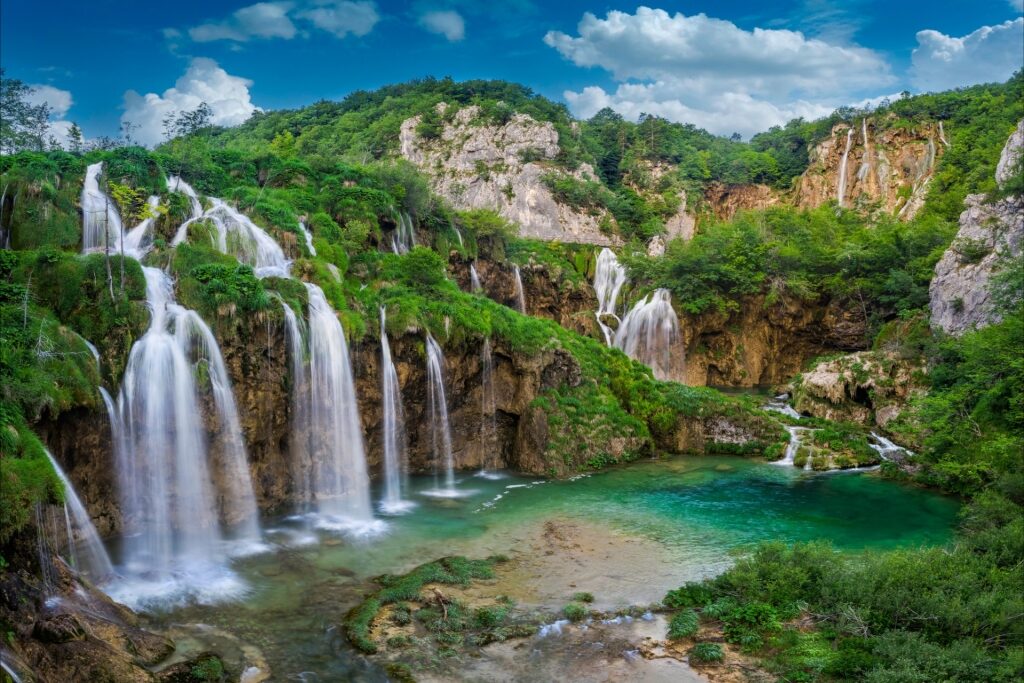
<box><xmin>869</xmin><ymin>433</ymin><xmax>911</xmax><ymax>461</ymax></box>
<box><xmin>512</xmin><ymin>265</ymin><xmax>526</xmax><ymax>314</ymax></box>
<box><xmin>470</xmin><ymin>263</ymin><xmax>483</xmax><ymax>293</ymax></box>
<box><xmin>298</xmin><ymin>221</ymin><xmax>317</xmax><ymax>256</ymax></box>
<box><xmin>279</xmin><ymin>301</ymin><xmax>313</xmax><ymax>509</ymax></box>
<box><xmin>593</xmin><ymin>247</ymin><xmax>627</xmax><ymax>346</ymax></box>
<box><xmin>121</xmin><ymin>195</ymin><xmax>160</xmax><ymax>258</ymax></box>
<box><xmin>168</xmin><ymin>175</ymin><xmax>203</xmax><ymax>218</ymax></box>
<box><xmin>836</xmin><ymin>127</ymin><xmax>855</xmax><ymax>208</ymax></box>
<box><xmin>303</xmin><ymin>283</ymin><xmax>379</xmax><ymax>531</ymax></box>
<box><xmin>614</xmin><ymin>289</ymin><xmax>680</xmax><ymax>381</ymax></box>
<box><xmin>81</xmin><ymin>162</ymin><xmax>124</xmax><ymax>253</ymax></box>
<box><xmin>476</xmin><ymin>337</ymin><xmax>502</xmax><ymax>478</ymax></box>
<box><xmin>379</xmin><ymin>307</ymin><xmax>413</xmax><ymax>513</ymax></box>
<box><xmin>938</xmin><ymin>121</ymin><xmax>949</xmax><ymax>147</ymax></box>
<box><xmin>42</xmin><ymin>449</ymin><xmax>114</xmax><ymax>582</ymax></box>
<box><xmin>110</xmin><ymin>266</ymin><xmax>252</xmax><ymax>607</ymax></box>
<box><xmin>422</xmin><ymin>334</ymin><xmax>464</xmax><ymax>497</ymax></box>
<box><xmin>856</xmin><ymin>119</ymin><xmax>872</xmax><ymax>182</ymax></box>
<box><xmin>763</xmin><ymin>394</ymin><xmax>801</xmax><ymax>419</ymax></box>
<box><xmin>775</xmin><ymin>427</ymin><xmax>808</xmax><ymax>467</ymax></box>
<box><xmin>391</xmin><ymin>211</ymin><xmax>416</xmax><ymax>254</ymax></box>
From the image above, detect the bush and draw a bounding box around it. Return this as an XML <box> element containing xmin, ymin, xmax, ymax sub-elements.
<box><xmin>562</xmin><ymin>603</ymin><xmax>588</xmax><ymax>622</ymax></box>
<box><xmin>690</xmin><ymin>642</ymin><xmax>724</xmax><ymax>663</ymax></box>
<box><xmin>668</xmin><ymin>610</ymin><xmax>700</xmax><ymax>639</ymax></box>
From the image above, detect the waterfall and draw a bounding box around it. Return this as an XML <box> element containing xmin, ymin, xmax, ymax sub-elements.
<box><xmin>470</xmin><ymin>263</ymin><xmax>483</xmax><ymax>294</ymax></box>
<box><xmin>303</xmin><ymin>283</ymin><xmax>379</xmax><ymax>532</ymax></box>
<box><xmin>391</xmin><ymin>212</ymin><xmax>416</xmax><ymax>254</ymax></box>
<box><xmin>120</xmin><ymin>195</ymin><xmax>160</xmax><ymax>258</ymax></box>
<box><xmin>109</xmin><ymin>266</ymin><xmax>250</xmax><ymax>607</ymax></box>
<box><xmin>279</xmin><ymin>301</ymin><xmax>312</xmax><ymax>508</ymax></box>
<box><xmin>869</xmin><ymin>432</ymin><xmax>912</xmax><ymax>461</ymax></box>
<box><xmin>379</xmin><ymin>308</ymin><xmax>413</xmax><ymax>513</ymax></box>
<box><xmin>775</xmin><ymin>427</ymin><xmax>809</xmax><ymax>467</ymax></box>
<box><xmin>938</xmin><ymin>121</ymin><xmax>949</xmax><ymax>147</ymax></box>
<box><xmin>836</xmin><ymin>127</ymin><xmax>855</xmax><ymax>208</ymax></box>
<box><xmin>42</xmin><ymin>449</ymin><xmax>114</xmax><ymax>582</ymax></box>
<box><xmin>168</xmin><ymin>175</ymin><xmax>203</xmax><ymax>219</ymax></box>
<box><xmin>477</xmin><ymin>337</ymin><xmax>502</xmax><ymax>478</ymax></box>
<box><xmin>593</xmin><ymin>248</ymin><xmax>627</xmax><ymax>346</ymax></box>
<box><xmin>298</xmin><ymin>220</ymin><xmax>317</xmax><ymax>257</ymax></box>
<box><xmin>857</xmin><ymin>119</ymin><xmax>872</xmax><ymax>182</ymax></box>
<box><xmin>512</xmin><ymin>265</ymin><xmax>526</xmax><ymax>314</ymax></box>
<box><xmin>81</xmin><ymin>162</ymin><xmax>124</xmax><ymax>254</ymax></box>
<box><xmin>614</xmin><ymin>289</ymin><xmax>679</xmax><ymax>381</ymax></box>
<box><xmin>422</xmin><ymin>334</ymin><xmax>464</xmax><ymax>497</ymax></box>
<box><xmin>763</xmin><ymin>394</ymin><xmax>801</xmax><ymax>420</ymax></box>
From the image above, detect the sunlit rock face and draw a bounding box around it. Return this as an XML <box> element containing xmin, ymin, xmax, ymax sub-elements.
<box><xmin>400</xmin><ymin>104</ymin><xmax>617</xmax><ymax>246</ymax></box>
<box><xmin>930</xmin><ymin>119</ymin><xmax>1024</xmax><ymax>336</ymax></box>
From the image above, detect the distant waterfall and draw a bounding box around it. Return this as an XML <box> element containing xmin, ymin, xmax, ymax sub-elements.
<box><xmin>379</xmin><ymin>307</ymin><xmax>413</xmax><ymax>514</ymax></box>
<box><xmin>512</xmin><ymin>265</ymin><xmax>526</xmax><ymax>314</ymax></box>
<box><xmin>836</xmin><ymin>127</ymin><xmax>855</xmax><ymax>208</ymax></box>
<box><xmin>614</xmin><ymin>289</ymin><xmax>679</xmax><ymax>381</ymax></box>
<box><xmin>110</xmin><ymin>266</ymin><xmax>253</xmax><ymax>607</ymax></box>
<box><xmin>391</xmin><ymin>211</ymin><xmax>416</xmax><ymax>254</ymax></box>
<box><xmin>856</xmin><ymin>119</ymin><xmax>872</xmax><ymax>182</ymax></box>
<box><xmin>298</xmin><ymin>221</ymin><xmax>317</xmax><ymax>256</ymax></box>
<box><xmin>938</xmin><ymin>121</ymin><xmax>949</xmax><ymax>147</ymax></box>
<box><xmin>594</xmin><ymin>248</ymin><xmax>627</xmax><ymax>346</ymax></box>
<box><xmin>478</xmin><ymin>337</ymin><xmax>501</xmax><ymax>477</ymax></box>
<box><xmin>304</xmin><ymin>283</ymin><xmax>378</xmax><ymax>531</ymax></box>
<box><xmin>42</xmin><ymin>449</ymin><xmax>114</xmax><ymax>582</ymax></box>
<box><xmin>422</xmin><ymin>334</ymin><xmax>461</xmax><ymax>497</ymax></box>
<box><xmin>81</xmin><ymin>162</ymin><xmax>124</xmax><ymax>253</ymax></box>
<box><xmin>470</xmin><ymin>263</ymin><xmax>483</xmax><ymax>293</ymax></box>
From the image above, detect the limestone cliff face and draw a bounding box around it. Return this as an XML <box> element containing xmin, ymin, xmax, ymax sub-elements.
<box><xmin>400</xmin><ymin>105</ymin><xmax>616</xmax><ymax>245</ymax></box>
<box><xmin>795</xmin><ymin>118</ymin><xmax>944</xmax><ymax>219</ymax></box>
<box><xmin>703</xmin><ymin>182</ymin><xmax>780</xmax><ymax>222</ymax></box>
<box><xmin>930</xmin><ymin>119</ymin><xmax>1024</xmax><ymax>335</ymax></box>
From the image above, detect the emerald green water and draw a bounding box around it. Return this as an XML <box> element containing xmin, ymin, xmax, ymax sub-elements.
<box><xmin>150</xmin><ymin>457</ymin><xmax>959</xmax><ymax>680</ymax></box>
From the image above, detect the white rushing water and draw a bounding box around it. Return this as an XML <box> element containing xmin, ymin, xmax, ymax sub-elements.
<box><xmin>110</xmin><ymin>266</ymin><xmax>254</xmax><ymax>608</ymax></box>
<box><xmin>81</xmin><ymin>162</ymin><xmax>124</xmax><ymax>253</ymax></box>
<box><xmin>614</xmin><ymin>289</ymin><xmax>680</xmax><ymax>381</ymax></box>
<box><xmin>836</xmin><ymin>127</ymin><xmax>855</xmax><ymax>208</ymax></box>
<box><xmin>477</xmin><ymin>336</ymin><xmax>501</xmax><ymax>477</ymax></box>
<box><xmin>869</xmin><ymin>432</ymin><xmax>912</xmax><ymax>461</ymax></box>
<box><xmin>938</xmin><ymin>120</ymin><xmax>949</xmax><ymax>147</ymax></box>
<box><xmin>298</xmin><ymin>221</ymin><xmax>317</xmax><ymax>257</ymax></box>
<box><xmin>470</xmin><ymin>263</ymin><xmax>483</xmax><ymax>294</ymax></box>
<box><xmin>593</xmin><ymin>248</ymin><xmax>628</xmax><ymax>346</ymax></box>
<box><xmin>391</xmin><ymin>211</ymin><xmax>416</xmax><ymax>254</ymax></box>
<box><xmin>379</xmin><ymin>307</ymin><xmax>413</xmax><ymax>514</ymax></box>
<box><xmin>422</xmin><ymin>334</ymin><xmax>468</xmax><ymax>498</ymax></box>
<box><xmin>303</xmin><ymin>283</ymin><xmax>380</xmax><ymax>532</ymax></box>
<box><xmin>857</xmin><ymin>119</ymin><xmax>872</xmax><ymax>182</ymax></box>
<box><xmin>42</xmin><ymin>449</ymin><xmax>114</xmax><ymax>582</ymax></box>
<box><xmin>763</xmin><ymin>394</ymin><xmax>802</xmax><ymax>420</ymax></box>
<box><xmin>775</xmin><ymin>427</ymin><xmax>810</xmax><ymax>467</ymax></box>
<box><xmin>512</xmin><ymin>264</ymin><xmax>526</xmax><ymax>314</ymax></box>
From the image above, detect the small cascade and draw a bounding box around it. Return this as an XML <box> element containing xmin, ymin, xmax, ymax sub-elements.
<box><xmin>379</xmin><ymin>307</ymin><xmax>413</xmax><ymax>514</ymax></box>
<box><xmin>422</xmin><ymin>334</ymin><xmax>464</xmax><ymax>497</ymax></box>
<box><xmin>391</xmin><ymin>211</ymin><xmax>416</xmax><ymax>254</ymax></box>
<box><xmin>303</xmin><ymin>283</ymin><xmax>379</xmax><ymax>531</ymax></box>
<box><xmin>856</xmin><ymin>119</ymin><xmax>872</xmax><ymax>182</ymax></box>
<box><xmin>121</xmin><ymin>195</ymin><xmax>160</xmax><ymax>258</ymax></box>
<box><xmin>477</xmin><ymin>337</ymin><xmax>502</xmax><ymax>478</ymax></box>
<box><xmin>869</xmin><ymin>432</ymin><xmax>912</xmax><ymax>461</ymax></box>
<box><xmin>42</xmin><ymin>449</ymin><xmax>114</xmax><ymax>582</ymax></box>
<box><xmin>168</xmin><ymin>175</ymin><xmax>203</xmax><ymax>219</ymax></box>
<box><xmin>775</xmin><ymin>427</ymin><xmax>808</xmax><ymax>467</ymax></box>
<box><xmin>81</xmin><ymin>162</ymin><xmax>124</xmax><ymax>253</ymax></box>
<box><xmin>938</xmin><ymin>121</ymin><xmax>949</xmax><ymax>147</ymax></box>
<box><xmin>614</xmin><ymin>289</ymin><xmax>679</xmax><ymax>381</ymax></box>
<box><xmin>763</xmin><ymin>394</ymin><xmax>801</xmax><ymax>419</ymax></box>
<box><xmin>593</xmin><ymin>247</ymin><xmax>627</xmax><ymax>346</ymax></box>
<box><xmin>836</xmin><ymin>127</ymin><xmax>855</xmax><ymax>208</ymax></box>
<box><xmin>453</xmin><ymin>225</ymin><xmax>464</xmax><ymax>248</ymax></box>
<box><xmin>298</xmin><ymin>220</ymin><xmax>317</xmax><ymax>257</ymax></box>
<box><xmin>512</xmin><ymin>265</ymin><xmax>526</xmax><ymax>314</ymax></box>
<box><xmin>470</xmin><ymin>263</ymin><xmax>483</xmax><ymax>294</ymax></box>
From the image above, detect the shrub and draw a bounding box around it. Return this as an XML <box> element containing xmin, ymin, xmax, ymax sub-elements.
<box><xmin>690</xmin><ymin>642</ymin><xmax>724</xmax><ymax>663</ymax></box>
<box><xmin>668</xmin><ymin>610</ymin><xmax>700</xmax><ymax>640</ymax></box>
<box><xmin>562</xmin><ymin>603</ymin><xmax>588</xmax><ymax>622</ymax></box>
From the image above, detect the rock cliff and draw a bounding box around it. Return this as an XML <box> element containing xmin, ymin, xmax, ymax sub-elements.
<box><xmin>929</xmin><ymin>119</ymin><xmax>1024</xmax><ymax>335</ymax></box>
<box><xmin>400</xmin><ymin>105</ymin><xmax>616</xmax><ymax>245</ymax></box>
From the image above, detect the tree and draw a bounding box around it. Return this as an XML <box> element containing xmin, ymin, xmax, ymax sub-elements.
<box><xmin>162</xmin><ymin>102</ymin><xmax>213</xmax><ymax>141</ymax></box>
<box><xmin>67</xmin><ymin>123</ymin><xmax>84</xmax><ymax>154</ymax></box>
<box><xmin>0</xmin><ymin>69</ymin><xmax>51</xmax><ymax>153</ymax></box>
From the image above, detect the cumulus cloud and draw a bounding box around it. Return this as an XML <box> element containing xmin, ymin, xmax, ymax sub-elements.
<box><xmin>121</xmin><ymin>58</ymin><xmax>260</xmax><ymax>147</ymax></box>
<box><xmin>544</xmin><ymin>7</ymin><xmax>895</xmax><ymax>137</ymax></box>
<box><xmin>25</xmin><ymin>84</ymin><xmax>73</xmax><ymax>118</ymax></box>
<box><xmin>418</xmin><ymin>10</ymin><xmax>465</xmax><ymax>41</ymax></box>
<box><xmin>910</xmin><ymin>19</ymin><xmax>1024</xmax><ymax>91</ymax></box>
<box><xmin>190</xmin><ymin>2</ymin><xmax>297</xmax><ymax>42</ymax></box>
<box><xmin>297</xmin><ymin>0</ymin><xmax>379</xmax><ymax>38</ymax></box>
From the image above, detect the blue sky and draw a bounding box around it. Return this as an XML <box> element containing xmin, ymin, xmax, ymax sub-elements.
<box><xmin>3</xmin><ymin>0</ymin><xmax>1022</xmax><ymax>144</ymax></box>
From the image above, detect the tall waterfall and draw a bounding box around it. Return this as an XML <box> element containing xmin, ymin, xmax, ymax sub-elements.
<box><xmin>81</xmin><ymin>163</ymin><xmax>124</xmax><ymax>253</ymax></box>
<box><xmin>279</xmin><ymin>301</ymin><xmax>312</xmax><ymax>508</ymax></box>
<box><xmin>110</xmin><ymin>266</ymin><xmax>253</xmax><ymax>607</ymax></box>
<box><xmin>391</xmin><ymin>212</ymin><xmax>416</xmax><ymax>254</ymax></box>
<box><xmin>594</xmin><ymin>248</ymin><xmax>627</xmax><ymax>346</ymax></box>
<box><xmin>857</xmin><ymin>119</ymin><xmax>872</xmax><ymax>182</ymax></box>
<box><xmin>512</xmin><ymin>265</ymin><xmax>526</xmax><ymax>314</ymax></box>
<box><xmin>42</xmin><ymin>449</ymin><xmax>114</xmax><ymax>582</ymax></box>
<box><xmin>303</xmin><ymin>283</ymin><xmax>379</xmax><ymax>531</ymax></box>
<box><xmin>614</xmin><ymin>289</ymin><xmax>680</xmax><ymax>381</ymax></box>
<box><xmin>470</xmin><ymin>263</ymin><xmax>483</xmax><ymax>294</ymax></box>
<box><xmin>477</xmin><ymin>337</ymin><xmax>502</xmax><ymax>477</ymax></box>
<box><xmin>836</xmin><ymin>127</ymin><xmax>855</xmax><ymax>208</ymax></box>
<box><xmin>379</xmin><ymin>308</ymin><xmax>413</xmax><ymax>513</ymax></box>
<box><xmin>422</xmin><ymin>334</ymin><xmax>461</xmax><ymax>497</ymax></box>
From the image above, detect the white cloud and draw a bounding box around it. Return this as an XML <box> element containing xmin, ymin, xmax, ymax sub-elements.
<box><xmin>121</xmin><ymin>58</ymin><xmax>260</xmax><ymax>147</ymax></box>
<box><xmin>910</xmin><ymin>19</ymin><xmax>1024</xmax><ymax>91</ymax></box>
<box><xmin>419</xmin><ymin>10</ymin><xmax>465</xmax><ymax>41</ymax></box>
<box><xmin>298</xmin><ymin>0</ymin><xmax>379</xmax><ymax>38</ymax></box>
<box><xmin>25</xmin><ymin>84</ymin><xmax>73</xmax><ymax>118</ymax></box>
<box><xmin>544</xmin><ymin>7</ymin><xmax>895</xmax><ymax>137</ymax></box>
<box><xmin>190</xmin><ymin>2</ymin><xmax>297</xmax><ymax>42</ymax></box>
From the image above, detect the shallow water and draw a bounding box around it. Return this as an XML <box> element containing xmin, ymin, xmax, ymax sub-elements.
<box><xmin>137</xmin><ymin>456</ymin><xmax>959</xmax><ymax>681</ymax></box>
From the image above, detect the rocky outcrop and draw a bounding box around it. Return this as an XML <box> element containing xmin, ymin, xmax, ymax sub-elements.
<box><xmin>703</xmin><ymin>182</ymin><xmax>780</xmax><ymax>222</ymax></box>
<box><xmin>792</xmin><ymin>351</ymin><xmax>926</xmax><ymax>429</ymax></box>
<box><xmin>930</xmin><ymin>119</ymin><xmax>1024</xmax><ymax>335</ymax></box>
<box><xmin>795</xmin><ymin>118</ymin><xmax>944</xmax><ymax>219</ymax></box>
<box><xmin>400</xmin><ymin>104</ymin><xmax>616</xmax><ymax>245</ymax></box>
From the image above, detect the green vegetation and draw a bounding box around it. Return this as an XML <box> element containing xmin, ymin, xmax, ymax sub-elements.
<box><xmin>667</xmin><ymin>609</ymin><xmax>700</xmax><ymax>639</ymax></box>
<box><xmin>689</xmin><ymin>642</ymin><xmax>724</xmax><ymax>663</ymax></box>
<box><xmin>562</xmin><ymin>602</ymin><xmax>589</xmax><ymax>622</ymax></box>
